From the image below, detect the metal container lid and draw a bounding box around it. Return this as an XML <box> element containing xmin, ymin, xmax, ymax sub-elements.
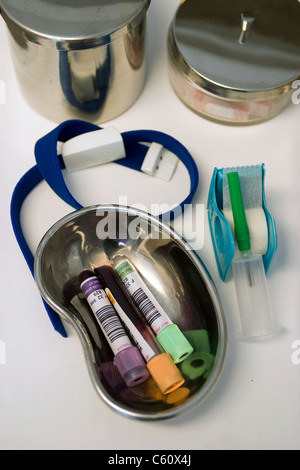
<box><xmin>169</xmin><ymin>0</ymin><xmax>300</xmax><ymax>101</ymax></box>
<box><xmin>0</xmin><ymin>0</ymin><xmax>150</xmax><ymax>46</ymax></box>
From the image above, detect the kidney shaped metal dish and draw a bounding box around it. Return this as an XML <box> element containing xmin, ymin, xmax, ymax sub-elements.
<box><xmin>34</xmin><ymin>205</ymin><xmax>227</xmax><ymax>420</ymax></box>
<box><xmin>0</xmin><ymin>0</ymin><xmax>150</xmax><ymax>123</ymax></box>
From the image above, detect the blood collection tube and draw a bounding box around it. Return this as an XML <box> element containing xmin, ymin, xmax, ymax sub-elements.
<box><xmin>63</xmin><ymin>276</ymin><xmax>111</xmax><ymax>363</ymax></box>
<box><xmin>94</xmin><ymin>265</ymin><xmax>185</xmax><ymax>394</ymax></box>
<box><xmin>112</xmin><ymin>258</ymin><xmax>193</xmax><ymax>364</ymax></box>
<box><xmin>79</xmin><ymin>270</ymin><xmax>149</xmax><ymax>387</ymax></box>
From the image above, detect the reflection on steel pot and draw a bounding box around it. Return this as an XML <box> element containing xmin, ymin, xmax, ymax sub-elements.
<box><xmin>0</xmin><ymin>0</ymin><xmax>151</xmax><ymax>123</ymax></box>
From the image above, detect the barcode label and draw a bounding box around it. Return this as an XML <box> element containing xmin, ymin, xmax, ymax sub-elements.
<box><xmin>106</xmin><ymin>288</ymin><xmax>156</xmax><ymax>363</ymax></box>
<box><xmin>81</xmin><ymin>276</ymin><xmax>132</xmax><ymax>355</ymax></box>
<box><xmin>95</xmin><ymin>304</ymin><xmax>128</xmax><ymax>344</ymax></box>
<box><xmin>115</xmin><ymin>260</ymin><xmax>173</xmax><ymax>335</ymax></box>
<box><xmin>131</xmin><ymin>287</ymin><xmax>162</xmax><ymax>326</ymax></box>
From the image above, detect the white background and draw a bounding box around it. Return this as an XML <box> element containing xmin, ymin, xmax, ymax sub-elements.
<box><xmin>0</xmin><ymin>0</ymin><xmax>299</xmax><ymax>450</ymax></box>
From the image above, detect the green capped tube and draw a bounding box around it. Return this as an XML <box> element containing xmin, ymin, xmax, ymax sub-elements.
<box><xmin>114</xmin><ymin>258</ymin><xmax>193</xmax><ymax>364</ymax></box>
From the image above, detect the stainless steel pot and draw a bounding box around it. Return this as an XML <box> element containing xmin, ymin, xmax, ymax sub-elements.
<box><xmin>0</xmin><ymin>0</ymin><xmax>150</xmax><ymax>123</ymax></box>
<box><xmin>34</xmin><ymin>205</ymin><xmax>227</xmax><ymax>420</ymax></box>
<box><xmin>168</xmin><ymin>0</ymin><xmax>300</xmax><ymax>124</ymax></box>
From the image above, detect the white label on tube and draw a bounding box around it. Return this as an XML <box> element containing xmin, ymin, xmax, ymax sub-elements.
<box><xmin>106</xmin><ymin>288</ymin><xmax>156</xmax><ymax>363</ymax></box>
<box><xmin>81</xmin><ymin>276</ymin><xmax>132</xmax><ymax>356</ymax></box>
<box><xmin>115</xmin><ymin>260</ymin><xmax>173</xmax><ymax>335</ymax></box>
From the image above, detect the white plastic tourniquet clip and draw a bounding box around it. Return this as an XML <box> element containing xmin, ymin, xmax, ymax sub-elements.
<box><xmin>141</xmin><ymin>142</ymin><xmax>178</xmax><ymax>181</ymax></box>
<box><xmin>57</xmin><ymin>127</ymin><xmax>178</xmax><ymax>182</ymax></box>
<box><xmin>57</xmin><ymin>126</ymin><xmax>126</xmax><ymax>171</ymax></box>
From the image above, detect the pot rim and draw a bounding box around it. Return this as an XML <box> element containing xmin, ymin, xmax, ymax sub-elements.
<box><xmin>0</xmin><ymin>0</ymin><xmax>151</xmax><ymax>50</ymax></box>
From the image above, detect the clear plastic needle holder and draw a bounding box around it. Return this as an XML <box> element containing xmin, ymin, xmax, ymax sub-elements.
<box><xmin>227</xmin><ymin>171</ymin><xmax>279</xmax><ymax>339</ymax></box>
<box><xmin>207</xmin><ymin>165</ymin><xmax>280</xmax><ymax>340</ymax></box>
